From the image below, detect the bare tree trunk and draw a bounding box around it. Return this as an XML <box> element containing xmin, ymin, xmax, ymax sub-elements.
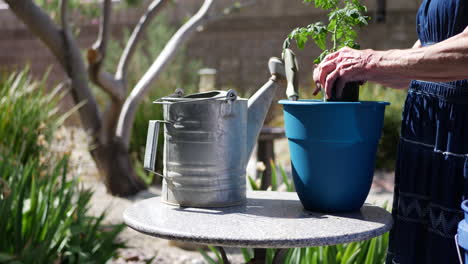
<box><xmin>6</xmin><ymin>0</ymin><xmax>252</xmax><ymax>196</ymax></box>
<box><xmin>85</xmin><ymin>0</ymin><xmax>147</xmax><ymax>196</ymax></box>
<box><xmin>6</xmin><ymin>0</ymin><xmax>145</xmax><ymax>196</ymax></box>
<box><xmin>95</xmin><ymin>102</ymin><xmax>146</xmax><ymax>196</ymax></box>
<box><xmin>92</xmin><ymin>137</ymin><xmax>144</xmax><ymax>196</ymax></box>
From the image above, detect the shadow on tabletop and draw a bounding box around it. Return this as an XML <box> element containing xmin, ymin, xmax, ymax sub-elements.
<box><xmin>171</xmin><ymin>197</ymin><xmax>388</xmax><ymax>225</ymax></box>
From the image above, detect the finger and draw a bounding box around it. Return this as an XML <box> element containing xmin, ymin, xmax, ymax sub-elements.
<box><xmin>313</xmin><ymin>66</ymin><xmax>319</xmax><ymax>84</ymax></box>
<box><xmin>313</xmin><ymin>83</ymin><xmax>321</xmax><ymax>96</ymax></box>
<box><xmin>318</xmin><ymin>61</ymin><xmax>337</xmax><ymax>87</ymax></box>
<box><xmin>331</xmin><ymin>63</ymin><xmax>355</xmax><ymax>99</ymax></box>
<box><xmin>324</xmin><ymin>69</ymin><xmax>340</xmax><ymax>99</ymax></box>
<box><xmin>335</xmin><ymin>77</ymin><xmax>347</xmax><ymax>99</ymax></box>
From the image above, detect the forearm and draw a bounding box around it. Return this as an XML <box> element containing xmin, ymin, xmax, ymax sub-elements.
<box><xmin>369</xmin><ymin>29</ymin><xmax>468</xmax><ymax>83</ymax></box>
<box><xmin>313</xmin><ymin>31</ymin><xmax>468</xmax><ymax>98</ymax></box>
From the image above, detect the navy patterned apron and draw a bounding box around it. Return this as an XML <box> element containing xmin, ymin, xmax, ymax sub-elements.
<box><xmin>387</xmin><ymin>0</ymin><xmax>468</xmax><ymax>263</ymax></box>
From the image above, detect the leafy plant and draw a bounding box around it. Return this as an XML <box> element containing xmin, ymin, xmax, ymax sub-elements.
<box><xmin>248</xmin><ymin>161</ymin><xmax>295</xmax><ymax>192</ymax></box>
<box><xmin>284</xmin><ymin>0</ymin><xmax>369</xmax><ymax>63</ymax></box>
<box><xmin>0</xmin><ymin>69</ymin><xmax>59</xmax><ymax>163</ymax></box>
<box><xmin>198</xmin><ymin>246</ymin><xmax>226</xmax><ymax>264</ymax></box>
<box><xmin>0</xmin><ymin>156</ymin><xmax>125</xmax><ymax>263</ymax></box>
<box><xmin>360</xmin><ymin>83</ymin><xmax>407</xmax><ymax>170</ymax></box>
<box><xmin>0</xmin><ymin>69</ymin><xmax>125</xmax><ymax>263</ymax></box>
<box><xmin>281</xmin><ymin>0</ymin><xmax>402</xmax><ymax>167</ymax></box>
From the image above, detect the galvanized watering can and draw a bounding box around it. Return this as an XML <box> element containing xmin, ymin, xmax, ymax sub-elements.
<box><xmin>144</xmin><ymin>57</ymin><xmax>292</xmax><ymax>207</ymax></box>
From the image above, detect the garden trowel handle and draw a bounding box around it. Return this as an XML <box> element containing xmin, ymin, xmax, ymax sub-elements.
<box><xmin>283</xmin><ymin>48</ymin><xmax>299</xmax><ymax>101</ymax></box>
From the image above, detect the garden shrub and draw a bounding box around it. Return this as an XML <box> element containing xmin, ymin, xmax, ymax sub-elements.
<box><xmin>0</xmin><ymin>69</ymin><xmax>58</xmax><ymax>163</ymax></box>
<box><xmin>0</xmin><ymin>69</ymin><xmax>125</xmax><ymax>263</ymax></box>
<box><xmin>0</xmin><ymin>156</ymin><xmax>125</xmax><ymax>263</ymax></box>
<box><xmin>360</xmin><ymin>83</ymin><xmax>407</xmax><ymax>170</ymax></box>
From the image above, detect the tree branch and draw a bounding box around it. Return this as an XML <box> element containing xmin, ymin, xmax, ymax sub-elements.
<box><xmin>60</xmin><ymin>0</ymin><xmax>103</xmax><ymax>135</ymax></box>
<box><xmin>6</xmin><ymin>0</ymin><xmax>67</xmax><ymax>68</ymax></box>
<box><xmin>7</xmin><ymin>0</ymin><xmax>102</xmax><ymax>136</ymax></box>
<box><xmin>87</xmin><ymin>0</ymin><xmax>126</xmax><ymax>101</ymax></box>
<box><xmin>60</xmin><ymin>0</ymin><xmax>70</xmax><ymax>37</ymax></box>
<box><xmin>94</xmin><ymin>0</ymin><xmax>112</xmax><ymax>56</ymax></box>
<box><xmin>115</xmin><ymin>0</ymin><xmax>215</xmax><ymax>147</ymax></box>
<box><xmin>115</xmin><ymin>0</ymin><xmax>171</xmax><ymax>84</ymax></box>
<box><xmin>94</xmin><ymin>69</ymin><xmax>126</xmax><ymax>100</ymax></box>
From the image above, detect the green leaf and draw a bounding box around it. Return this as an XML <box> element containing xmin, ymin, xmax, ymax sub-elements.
<box><xmin>240</xmin><ymin>248</ymin><xmax>252</xmax><ymax>262</ymax></box>
<box><xmin>207</xmin><ymin>246</ymin><xmax>223</xmax><ymax>264</ymax></box>
<box><xmin>313</xmin><ymin>0</ymin><xmax>339</xmax><ymax>9</ymax></box>
<box><xmin>285</xmin><ymin>0</ymin><xmax>370</xmax><ymax>62</ymax></box>
<box><xmin>266</xmin><ymin>249</ymin><xmax>276</xmax><ymax>263</ymax></box>
<box><xmin>270</xmin><ymin>160</ymin><xmax>278</xmax><ymax>191</ymax></box>
<box><xmin>343</xmin><ymin>248</ymin><xmax>361</xmax><ymax>264</ymax></box>
<box><xmin>364</xmin><ymin>238</ymin><xmax>377</xmax><ymax>264</ymax></box>
<box><xmin>341</xmin><ymin>242</ymin><xmax>358</xmax><ymax>262</ymax></box>
<box><xmin>248</xmin><ymin>175</ymin><xmax>259</xmax><ymax>190</ymax></box>
<box><xmin>312</xmin><ymin>251</ymin><xmax>319</xmax><ymax>264</ymax></box>
<box><xmin>279</xmin><ymin>165</ymin><xmax>293</xmax><ymax>192</ymax></box>
<box><xmin>197</xmin><ymin>248</ymin><xmax>218</xmax><ymax>264</ymax></box>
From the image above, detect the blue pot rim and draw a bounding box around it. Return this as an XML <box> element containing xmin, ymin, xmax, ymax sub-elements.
<box><xmin>461</xmin><ymin>200</ymin><xmax>468</xmax><ymax>212</ymax></box>
<box><xmin>278</xmin><ymin>99</ymin><xmax>390</xmax><ymax>106</ymax></box>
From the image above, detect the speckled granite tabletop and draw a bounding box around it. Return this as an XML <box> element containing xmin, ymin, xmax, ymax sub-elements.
<box><xmin>123</xmin><ymin>191</ymin><xmax>392</xmax><ymax>248</ymax></box>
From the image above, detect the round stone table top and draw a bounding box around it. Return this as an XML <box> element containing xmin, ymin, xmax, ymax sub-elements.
<box><xmin>123</xmin><ymin>191</ymin><xmax>393</xmax><ymax>248</ymax></box>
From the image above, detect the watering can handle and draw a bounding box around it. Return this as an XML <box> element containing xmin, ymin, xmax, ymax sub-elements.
<box><xmin>144</xmin><ymin>120</ymin><xmax>171</xmax><ymax>179</ymax></box>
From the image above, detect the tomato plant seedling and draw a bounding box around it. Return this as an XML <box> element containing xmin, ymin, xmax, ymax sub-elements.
<box><xmin>284</xmin><ymin>0</ymin><xmax>370</xmax><ymax>64</ymax></box>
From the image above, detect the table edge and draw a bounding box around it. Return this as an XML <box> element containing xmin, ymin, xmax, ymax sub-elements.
<box><xmin>123</xmin><ymin>195</ymin><xmax>393</xmax><ymax>248</ymax></box>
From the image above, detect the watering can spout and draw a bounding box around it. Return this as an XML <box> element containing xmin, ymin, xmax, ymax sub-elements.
<box><xmin>246</xmin><ymin>57</ymin><xmax>286</xmax><ymax>163</ymax></box>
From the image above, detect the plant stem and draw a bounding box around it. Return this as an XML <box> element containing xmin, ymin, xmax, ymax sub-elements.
<box><xmin>332</xmin><ymin>23</ymin><xmax>337</xmax><ymax>52</ymax></box>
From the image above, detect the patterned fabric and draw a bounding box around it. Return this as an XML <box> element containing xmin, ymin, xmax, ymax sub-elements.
<box><xmin>387</xmin><ymin>80</ymin><xmax>468</xmax><ymax>263</ymax></box>
<box><xmin>387</xmin><ymin>1</ymin><xmax>468</xmax><ymax>262</ymax></box>
<box><xmin>387</xmin><ymin>81</ymin><xmax>468</xmax><ymax>263</ymax></box>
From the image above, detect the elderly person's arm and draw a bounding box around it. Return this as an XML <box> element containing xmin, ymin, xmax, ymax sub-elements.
<box><xmin>313</xmin><ymin>27</ymin><xmax>468</xmax><ymax>99</ymax></box>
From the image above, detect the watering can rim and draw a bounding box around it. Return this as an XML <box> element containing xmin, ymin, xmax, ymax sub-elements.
<box><xmin>278</xmin><ymin>99</ymin><xmax>390</xmax><ymax>106</ymax></box>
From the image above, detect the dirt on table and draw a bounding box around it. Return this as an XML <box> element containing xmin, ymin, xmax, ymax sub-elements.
<box><xmin>55</xmin><ymin>127</ymin><xmax>394</xmax><ymax>264</ymax></box>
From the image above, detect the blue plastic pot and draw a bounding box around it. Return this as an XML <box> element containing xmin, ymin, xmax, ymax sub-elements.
<box><xmin>457</xmin><ymin>200</ymin><xmax>468</xmax><ymax>263</ymax></box>
<box><xmin>279</xmin><ymin>100</ymin><xmax>390</xmax><ymax>212</ymax></box>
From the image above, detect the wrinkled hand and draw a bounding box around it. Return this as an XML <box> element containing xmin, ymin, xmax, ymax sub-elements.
<box><xmin>313</xmin><ymin>47</ymin><xmax>374</xmax><ymax>99</ymax></box>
